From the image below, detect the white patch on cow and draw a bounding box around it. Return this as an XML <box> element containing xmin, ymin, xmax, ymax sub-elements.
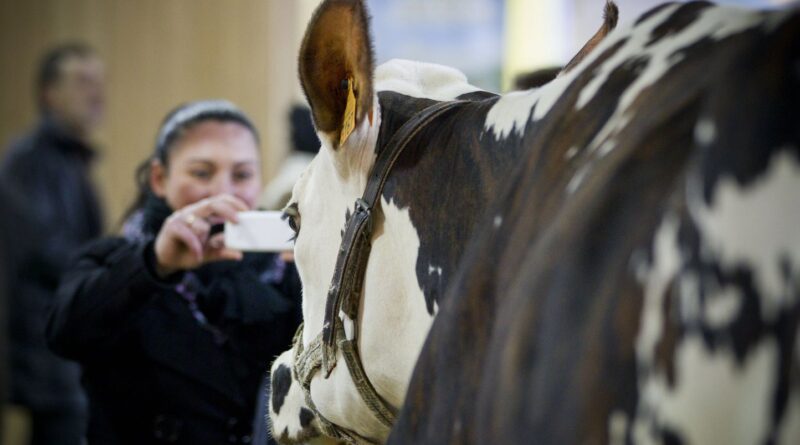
<box><xmin>577</xmin><ymin>4</ymin><xmax>680</xmax><ymax>111</ymax></box>
<box><xmin>710</xmin><ymin>7</ymin><xmax>771</xmax><ymax>41</ymax></box>
<box><xmin>453</xmin><ymin>418</ymin><xmax>463</xmax><ymax>435</ymax></box>
<box><xmin>567</xmin><ymin>164</ymin><xmax>592</xmax><ymax>195</ymax></box>
<box><xmin>493</xmin><ymin>215</ymin><xmax>503</xmax><ymax>228</ymax></box>
<box><xmin>579</xmin><ymin>5</ymin><xmax>765</xmax><ymax>111</ymax></box>
<box><xmin>484</xmin><ymin>90</ymin><xmax>539</xmax><ymax>140</ymax></box>
<box><xmin>689</xmin><ymin>149</ymin><xmax>800</xmax><ymax>320</ymax></box>
<box><xmin>484</xmin><ymin>62</ymin><xmax>586</xmax><ymax>141</ymax></box>
<box><xmin>577</xmin><ymin>5</ymin><xmax>768</xmax><ymax>159</ymax></box>
<box><xmin>375</xmin><ymin>59</ymin><xmax>481</xmax><ymax>100</ymax></box>
<box><xmin>608</xmin><ymin>410</ymin><xmax>629</xmax><ymax>445</ymax></box>
<box><xmin>704</xmin><ymin>285</ymin><xmax>743</xmax><ymax>329</ymax></box>
<box><xmin>298</xmin><ymin>195</ymin><xmax>434</xmax><ymax>442</ymax></box>
<box><xmin>636</xmin><ymin>215</ymin><xmax>682</xmax><ymax>367</ymax></box>
<box><xmin>428</xmin><ymin>264</ymin><xmax>443</xmax><ymax>276</ymax></box>
<box><xmin>679</xmin><ymin>272</ymin><xmax>701</xmax><ymax>323</ymax></box>
<box><xmin>694</xmin><ymin>118</ymin><xmax>717</xmax><ymax>146</ymax></box>
<box><xmin>630</xmin><ymin>249</ymin><xmax>650</xmax><ymax>283</ymax></box>
<box><xmin>634</xmin><ymin>336</ymin><xmax>778</xmax><ymax>445</ymax></box>
<box><xmin>339</xmin><ymin>310</ymin><xmax>355</xmax><ymax>341</ymax></box>
<box><xmin>598</xmin><ymin>140</ymin><xmax>617</xmax><ymax>157</ymax></box>
<box><xmin>565</xmin><ymin>145</ymin><xmax>579</xmax><ymax>160</ymax></box>
<box><xmin>350</xmin><ymin>195</ymin><xmax>434</xmax><ymax>409</ymax></box>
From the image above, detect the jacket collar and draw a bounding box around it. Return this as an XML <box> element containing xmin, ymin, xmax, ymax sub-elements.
<box><xmin>37</xmin><ymin>115</ymin><xmax>97</xmax><ymax>163</ymax></box>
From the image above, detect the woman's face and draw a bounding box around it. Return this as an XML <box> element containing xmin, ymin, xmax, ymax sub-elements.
<box><xmin>150</xmin><ymin>120</ymin><xmax>262</xmax><ymax>211</ymax></box>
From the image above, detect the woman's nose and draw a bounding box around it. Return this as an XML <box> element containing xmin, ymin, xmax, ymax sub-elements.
<box><xmin>211</xmin><ymin>175</ymin><xmax>234</xmax><ymax>196</ymax></box>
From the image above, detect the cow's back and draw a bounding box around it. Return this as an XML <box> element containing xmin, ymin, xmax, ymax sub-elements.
<box><xmin>390</xmin><ymin>3</ymin><xmax>800</xmax><ymax>444</ymax></box>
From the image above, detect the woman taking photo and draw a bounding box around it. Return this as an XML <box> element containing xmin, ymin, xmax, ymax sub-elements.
<box><xmin>47</xmin><ymin>100</ymin><xmax>302</xmax><ymax>445</ymax></box>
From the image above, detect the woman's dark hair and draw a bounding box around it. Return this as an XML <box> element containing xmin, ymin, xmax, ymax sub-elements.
<box><xmin>121</xmin><ymin>100</ymin><xmax>260</xmax><ymax>225</ymax></box>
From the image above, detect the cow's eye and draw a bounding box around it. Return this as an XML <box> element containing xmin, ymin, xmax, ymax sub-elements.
<box><xmin>282</xmin><ymin>203</ymin><xmax>301</xmax><ymax>240</ymax></box>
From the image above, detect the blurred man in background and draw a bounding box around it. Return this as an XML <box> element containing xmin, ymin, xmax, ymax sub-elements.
<box><xmin>0</xmin><ymin>42</ymin><xmax>106</xmax><ymax>445</ymax></box>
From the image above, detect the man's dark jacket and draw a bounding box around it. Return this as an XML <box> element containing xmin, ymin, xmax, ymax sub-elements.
<box><xmin>0</xmin><ymin>118</ymin><xmax>102</xmax><ymax>410</ymax></box>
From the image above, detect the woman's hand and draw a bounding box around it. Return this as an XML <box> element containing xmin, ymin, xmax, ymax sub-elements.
<box><xmin>153</xmin><ymin>194</ymin><xmax>248</xmax><ymax>277</ymax></box>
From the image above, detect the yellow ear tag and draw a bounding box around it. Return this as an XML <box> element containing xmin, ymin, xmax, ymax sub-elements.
<box><xmin>339</xmin><ymin>78</ymin><xmax>357</xmax><ymax>147</ymax></box>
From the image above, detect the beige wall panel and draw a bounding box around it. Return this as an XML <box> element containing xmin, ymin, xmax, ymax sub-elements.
<box><xmin>1</xmin><ymin>0</ymin><xmax>300</xmax><ymax>229</ymax></box>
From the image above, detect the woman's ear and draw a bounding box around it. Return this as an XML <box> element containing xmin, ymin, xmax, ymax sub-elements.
<box><xmin>149</xmin><ymin>159</ymin><xmax>167</xmax><ymax>198</ymax></box>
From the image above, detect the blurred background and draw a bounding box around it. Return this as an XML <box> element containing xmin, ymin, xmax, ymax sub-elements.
<box><xmin>0</xmin><ymin>0</ymin><xmax>792</xmax><ymax>443</ymax></box>
<box><xmin>0</xmin><ymin>0</ymin><xmax>790</xmax><ymax>227</ymax></box>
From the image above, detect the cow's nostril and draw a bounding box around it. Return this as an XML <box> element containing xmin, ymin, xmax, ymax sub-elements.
<box><xmin>299</xmin><ymin>407</ymin><xmax>315</xmax><ymax>428</ymax></box>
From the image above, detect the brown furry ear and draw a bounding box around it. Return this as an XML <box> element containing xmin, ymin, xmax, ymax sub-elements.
<box><xmin>560</xmin><ymin>0</ymin><xmax>619</xmax><ymax>76</ymax></box>
<box><xmin>299</xmin><ymin>0</ymin><xmax>374</xmax><ymax>150</ymax></box>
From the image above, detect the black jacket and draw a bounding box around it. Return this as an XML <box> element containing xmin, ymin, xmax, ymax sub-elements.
<box><xmin>47</xmin><ymin>237</ymin><xmax>302</xmax><ymax>445</ymax></box>
<box><xmin>0</xmin><ymin>118</ymin><xmax>102</xmax><ymax>410</ymax></box>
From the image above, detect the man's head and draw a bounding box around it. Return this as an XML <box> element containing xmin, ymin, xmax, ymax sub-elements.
<box><xmin>37</xmin><ymin>43</ymin><xmax>106</xmax><ymax>138</ymax></box>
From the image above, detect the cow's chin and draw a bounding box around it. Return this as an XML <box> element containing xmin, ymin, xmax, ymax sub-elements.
<box><xmin>268</xmin><ymin>350</ymin><xmax>326</xmax><ymax>445</ymax></box>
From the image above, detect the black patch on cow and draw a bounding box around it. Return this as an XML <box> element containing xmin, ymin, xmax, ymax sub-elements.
<box><xmin>299</xmin><ymin>408</ymin><xmax>314</xmax><ymax>428</ymax></box>
<box><xmin>635</xmin><ymin>2</ymin><xmax>679</xmax><ymax>26</ymax></box>
<box><xmin>342</xmin><ymin>207</ymin><xmax>352</xmax><ymax>239</ymax></box>
<box><xmin>647</xmin><ymin>2</ymin><xmax>712</xmax><ymax>47</ymax></box>
<box><xmin>373</xmin><ymin>91</ymin><xmax>509</xmax><ymax>315</ymax></box>
<box><xmin>661</xmin><ymin>428</ymin><xmax>685</xmax><ymax>445</ymax></box>
<box><xmin>457</xmin><ymin>90</ymin><xmax>498</xmax><ymax>101</ymax></box>
<box><xmin>695</xmin><ymin>11</ymin><xmax>800</xmax><ymax>203</ymax></box>
<box><xmin>271</xmin><ymin>364</ymin><xmax>292</xmax><ymax>415</ymax></box>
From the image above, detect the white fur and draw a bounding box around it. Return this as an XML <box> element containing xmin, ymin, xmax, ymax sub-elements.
<box><xmin>636</xmin><ymin>215</ymin><xmax>682</xmax><ymax>367</ymax></box>
<box><xmin>608</xmin><ymin>410</ymin><xmax>629</xmax><ymax>445</ymax></box>
<box><xmin>375</xmin><ymin>59</ymin><xmax>481</xmax><ymax>99</ymax></box>
<box><xmin>689</xmin><ymin>149</ymin><xmax>800</xmax><ymax>320</ymax></box>
<box><xmin>704</xmin><ymin>284</ymin><xmax>743</xmax><ymax>329</ymax></box>
<box><xmin>694</xmin><ymin>118</ymin><xmax>717</xmax><ymax>147</ymax></box>
<box><xmin>493</xmin><ymin>215</ymin><xmax>503</xmax><ymax>228</ymax></box>
<box><xmin>631</xmin><ymin>148</ymin><xmax>800</xmax><ymax>444</ymax></box>
<box><xmin>484</xmin><ymin>90</ymin><xmax>539</xmax><ymax>140</ymax></box>
<box><xmin>565</xmin><ymin>145</ymin><xmax>580</xmax><ymax>160</ymax></box>
<box><xmin>578</xmin><ymin>5</ymin><xmax>774</xmax><ymax>160</ymax></box>
<box><xmin>634</xmin><ymin>337</ymin><xmax>779</xmax><ymax>444</ymax></box>
<box><xmin>567</xmin><ymin>163</ymin><xmax>592</xmax><ymax>195</ymax></box>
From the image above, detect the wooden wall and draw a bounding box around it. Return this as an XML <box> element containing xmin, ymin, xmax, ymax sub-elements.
<box><xmin>0</xmin><ymin>0</ymin><xmax>305</xmax><ymax>228</ymax></box>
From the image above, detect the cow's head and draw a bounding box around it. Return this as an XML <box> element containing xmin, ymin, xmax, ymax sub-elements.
<box><xmin>267</xmin><ymin>0</ymin><xmax>624</xmax><ymax>441</ymax></box>
<box><xmin>268</xmin><ymin>0</ymin><xmax>485</xmax><ymax>442</ymax></box>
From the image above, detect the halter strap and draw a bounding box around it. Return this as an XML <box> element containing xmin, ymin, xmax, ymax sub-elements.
<box><xmin>321</xmin><ymin>99</ymin><xmax>467</xmax><ymax>375</ymax></box>
<box><xmin>292</xmin><ymin>99</ymin><xmax>466</xmax><ymax>443</ymax></box>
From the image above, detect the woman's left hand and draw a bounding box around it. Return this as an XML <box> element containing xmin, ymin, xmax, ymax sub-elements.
<box><xmin>153</xmin><ymin>194</ymin><xmax>248</xmax><ymax>277</ymax></box>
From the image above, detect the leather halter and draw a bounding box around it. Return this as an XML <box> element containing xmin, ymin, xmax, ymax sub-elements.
<box><xmin>292</xmin><ymin>99</ymin><xmax>465</xmax><ymax>443</ymax></box>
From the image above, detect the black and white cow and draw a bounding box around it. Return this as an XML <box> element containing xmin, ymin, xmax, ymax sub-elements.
<box><xmin>270</xmin><ymin>0</ymin><xmax>800</xmax><ymax>443</ymax></box>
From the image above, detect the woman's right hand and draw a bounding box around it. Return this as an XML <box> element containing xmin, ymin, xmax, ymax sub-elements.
<box><xmin>153</xmin><ymin>194</ymin><xmax>249</xmax><ymax>277</ymax></box>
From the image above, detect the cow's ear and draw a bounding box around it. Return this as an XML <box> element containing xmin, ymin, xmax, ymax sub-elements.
<box><xmin>299</xmin><ymin>0</ymin><xmax>374</xmax><ymax>150</ymax></box>
<box><xmin>560</xmin><ymin>0</ymin><xmax>618</xmax><ymax>76</ymax></box>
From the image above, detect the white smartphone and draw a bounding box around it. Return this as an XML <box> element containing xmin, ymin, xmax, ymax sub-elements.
<box><xmin>224</xmin><ymin>211</ymin><xmax>295</xmax><ymax>252</ymax></box>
